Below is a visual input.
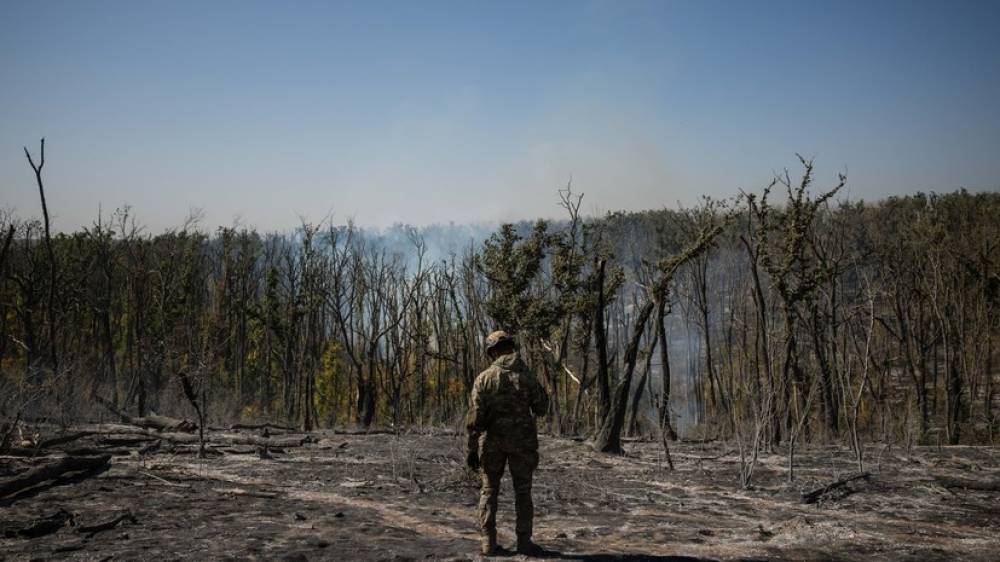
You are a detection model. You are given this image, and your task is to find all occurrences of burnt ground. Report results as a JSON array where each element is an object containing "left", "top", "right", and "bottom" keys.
[{"left": 2, "top": 431, "right": 999, "bottom": 562}]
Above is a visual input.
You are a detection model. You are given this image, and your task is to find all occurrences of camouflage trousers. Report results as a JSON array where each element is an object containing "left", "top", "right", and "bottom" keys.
[{"left": 478, "top": 447, "right": 539, "bottom": 544}]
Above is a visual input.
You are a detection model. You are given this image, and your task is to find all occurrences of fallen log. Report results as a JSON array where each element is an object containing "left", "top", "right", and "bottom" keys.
[
  {"left": 96, "top": 396, "right": 196, "bottom": 432},
  {"left": 130, "top": 429, "right": 198, "bottom": 444},
  {"left": 82, "top": 424, "right": 304, "bottom": 449},
  {"left": 63, "top": 447, "right": 135, "bottom": 457},
  {"left": 128, "top": 414, "right": 197, "bottom": 433},
  {"left": 2, "top": 431, "right": 99, "bottom": 455},
  {"left": 98, "top": 436, "right": 159, "bottom": 447},
  {"left": 334, "top": 428, "right": 401, "bottom": 436},
  {"left": 1, "top": 509, "right": 74, "bottom": 538},
  {"left": 166, "top": 445, "right": 223, "bottom": 457},
  {"left": 231, "top": 422, "right": 297, "bottom": 432},
  {"left": 83, "top": 425, "right": 200, "bottom": 444},
  {"left": 214, "top": 432, "right": 307, "bottom": 448},
  {"left": 0, "top": 455, "right": 111, "bottom": 499},
  {"left": 3, "top": 447, "right": 46, "bottom": 458},
  {"left": 5, "top": 431, "right": 105, "bottom": 456},
  {"left": 38, "top": 431, "right": 93, "bottom": 449},
  {"left": 802, "top": 472, "right": 871, "bottom": 504},
  {"left": 222, "top": 446, "right": 285, "bottom": 455}
]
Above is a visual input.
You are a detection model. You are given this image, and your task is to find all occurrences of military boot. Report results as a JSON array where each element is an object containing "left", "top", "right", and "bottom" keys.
[
  {"left": 516, "top": 534, "right": 543, "bottom": 557},
  {"left": 480, "top": 530, "right": 498, "bottom": 556}
]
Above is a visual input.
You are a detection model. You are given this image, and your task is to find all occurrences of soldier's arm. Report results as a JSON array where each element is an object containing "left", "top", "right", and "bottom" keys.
[{"left": 466, "top": 375, "right": 488, "bottom": 452}]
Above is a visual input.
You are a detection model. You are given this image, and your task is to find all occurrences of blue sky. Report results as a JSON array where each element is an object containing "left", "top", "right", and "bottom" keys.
[{"left": 2, "top": 0, "right": 998, "bottom": 231}]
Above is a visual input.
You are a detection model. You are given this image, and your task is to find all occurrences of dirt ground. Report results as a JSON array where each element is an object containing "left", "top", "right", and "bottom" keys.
[{"left": 2, "top": 430, "right": 999, "bottom": 561}]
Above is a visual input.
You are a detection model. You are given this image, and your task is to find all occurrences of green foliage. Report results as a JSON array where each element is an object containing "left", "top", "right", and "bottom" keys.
[{"left": 476, "top": 221, "right": 563, "bottom": 339}]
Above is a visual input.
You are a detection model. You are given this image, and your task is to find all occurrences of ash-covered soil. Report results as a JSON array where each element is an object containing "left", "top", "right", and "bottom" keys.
[{"left": 2, "top": 431, "right": 999, "bottom": 561}]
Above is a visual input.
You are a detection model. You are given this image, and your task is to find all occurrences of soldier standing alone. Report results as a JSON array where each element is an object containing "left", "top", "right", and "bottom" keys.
[{"left": 466, "top": 330, "right": 548, "bottom": 556}]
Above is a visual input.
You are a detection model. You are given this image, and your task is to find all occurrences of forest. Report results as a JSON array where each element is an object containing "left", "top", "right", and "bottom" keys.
[
  {"left": 3, "top": 148, "right": 999, "bottom": 451},
  {"left": 2, "top": 146, "right": 999, "bottom": 561}
]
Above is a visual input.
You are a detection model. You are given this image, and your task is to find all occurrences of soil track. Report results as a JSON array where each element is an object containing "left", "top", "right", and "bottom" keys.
[{"left": 2, "top": 432, "right": 999, "bottom": 561}]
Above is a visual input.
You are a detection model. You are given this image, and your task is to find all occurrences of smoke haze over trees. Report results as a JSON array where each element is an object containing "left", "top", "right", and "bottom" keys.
[{"left": 3, "top": 153, "right": 998, "bottom": 469}]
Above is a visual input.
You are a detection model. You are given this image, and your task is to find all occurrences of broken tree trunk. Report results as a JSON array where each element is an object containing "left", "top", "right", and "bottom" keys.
[{"left": 0, "top": 455, "right": 111, "bottom": 499}]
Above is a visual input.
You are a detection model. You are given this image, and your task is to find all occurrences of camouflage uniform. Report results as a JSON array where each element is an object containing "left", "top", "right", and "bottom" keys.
[{"left": 466, "top": 332, "right": 548, "bottom": 554}]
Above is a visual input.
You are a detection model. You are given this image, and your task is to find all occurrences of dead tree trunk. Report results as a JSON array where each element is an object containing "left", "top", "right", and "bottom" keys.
[
  {"left": 593, "top": 258, "right": 612, "bottom": 423},
  {"left": 24, "top": 139, "right": 58, "bottom": 376},
  {"left": 593, "top": 298, "right": 655, "bottom": 454}
]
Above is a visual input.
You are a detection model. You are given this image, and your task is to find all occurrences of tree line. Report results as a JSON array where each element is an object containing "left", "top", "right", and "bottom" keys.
[{"left": 2, "top": 146, "right": 998, "bottom": 461}]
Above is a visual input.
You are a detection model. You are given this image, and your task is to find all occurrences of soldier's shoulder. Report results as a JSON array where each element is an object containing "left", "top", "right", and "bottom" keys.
[{"left": 473, "top": 365, "right": 501, "bottom": 387}]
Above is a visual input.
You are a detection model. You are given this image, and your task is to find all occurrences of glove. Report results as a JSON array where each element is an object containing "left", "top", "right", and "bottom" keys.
[{"left": 466, "top": 449, "right": 480, "bottom": 471}]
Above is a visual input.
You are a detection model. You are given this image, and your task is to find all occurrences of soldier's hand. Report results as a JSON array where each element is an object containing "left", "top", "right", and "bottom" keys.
[{"left": 466, "top": 449, "right": 480, "bottom": 471}]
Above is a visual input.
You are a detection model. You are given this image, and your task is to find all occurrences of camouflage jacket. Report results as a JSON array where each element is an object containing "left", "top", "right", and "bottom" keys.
[{"left": 466, "top": 352, "right": 548, "bottom": 454}]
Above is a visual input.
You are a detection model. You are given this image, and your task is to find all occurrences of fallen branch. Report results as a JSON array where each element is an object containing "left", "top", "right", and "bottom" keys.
[
  {"left": 77, "top": 511, "right": 137, "bottom": 537},
  {"left": 802, "top": 472, "right": 871, "bottom": 504},
  {"left": 0, "top": 455, "right": 111, "bottom": 499}
]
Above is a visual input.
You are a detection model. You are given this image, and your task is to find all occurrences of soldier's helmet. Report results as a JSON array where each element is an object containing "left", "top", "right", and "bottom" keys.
[{"left": 484, "top": 330, "right": 515, "bottom": 354}]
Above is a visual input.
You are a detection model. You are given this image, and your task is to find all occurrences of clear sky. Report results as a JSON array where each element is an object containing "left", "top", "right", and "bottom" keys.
[{"left": 2, "top": 0, "right": 999, "bottom": 232}]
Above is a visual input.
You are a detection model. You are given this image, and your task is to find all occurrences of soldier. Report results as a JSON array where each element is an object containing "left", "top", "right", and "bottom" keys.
[{"left": 466, "top": 330, "right": 549, "bottom": 556}]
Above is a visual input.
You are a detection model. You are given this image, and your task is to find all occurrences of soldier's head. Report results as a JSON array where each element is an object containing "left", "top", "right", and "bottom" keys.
[{"left": 485, "top": 330, "right": 516, "bottom": 360}]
